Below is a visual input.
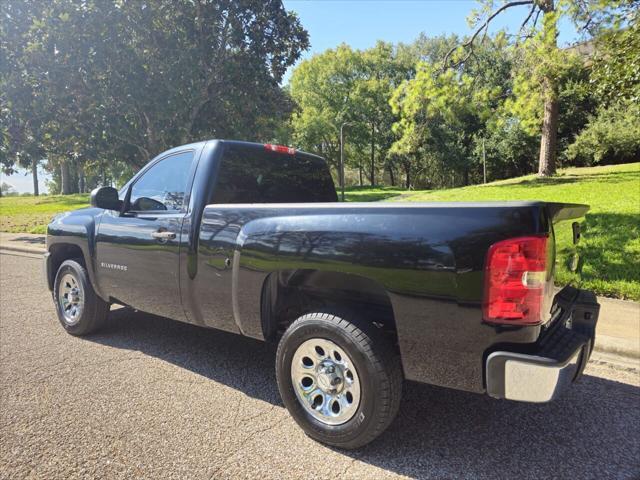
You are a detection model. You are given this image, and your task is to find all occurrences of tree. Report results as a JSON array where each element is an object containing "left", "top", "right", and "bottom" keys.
[
  {"left": 390, "top": 62, "right": 498, "bottom": 188},
  {"left": 566, "top": 11, "right": 640, "bottom": 166},
  {"left": 478, "top": 119, "right": 540, "bottom": 179},
  {"left": 0, "top": 181, "right": 16, "bottom": 196},
  {"left": 443, "top": 0, "right": 634, "bottom": 176},
  {"left": 1, "top": 0, "right": 309, "bottom": 193},
  {"left": 352, "top": 42, "right": 417, "bottom": 185},
  {"left": 0, "top": 0, "right": 49, "bottom": 195},
  {"left": 289, "top": 38, "right": 445, "bottom": 185},
  {"left": 91, "top": 0, "right": 308, "bottom": 162},
  {"left": 390, "top": 34, "right": 511, "bottom": 188},
  {"left": 289, "top": 45, "right": 362, "bottom": 177},
  {"left": 590, "top": 13, "right": 640, "bottom": 105}
]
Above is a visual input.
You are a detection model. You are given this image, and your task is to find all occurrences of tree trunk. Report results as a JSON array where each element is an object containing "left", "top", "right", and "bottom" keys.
[
  {"left": 358, "top": 162, "right": 363, "bottom": 186},
  {"left": 403, "top": 162, "right": 411, "bottom": 189},
  {"left": 60, "top": 161, "right": 72, "bottom": 195},
  {"left": 537, "top": 2, "right": 558, "bottom": 177},
  {"left": 538, "top": 84, "right": 558, "bottom": 176},
  {"left": 370, "top": 123, "right": 375, "bottom": 186},
  {"left": 31, "top": 158, "right": 39, "bottom": 196},
  {"left": 78, "top": 164, "right": 85, "bottom": 193},
  {"left": 388, "top": 164, "right": 395, "bottom": 186}
]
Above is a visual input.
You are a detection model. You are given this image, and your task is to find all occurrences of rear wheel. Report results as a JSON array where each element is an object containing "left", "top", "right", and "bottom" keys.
[
  {"left": 276, "top": 312, "right": 402, "bottom": 449},
  {"left": 53, "top": 259, "right": 109, "bottom": 336}
]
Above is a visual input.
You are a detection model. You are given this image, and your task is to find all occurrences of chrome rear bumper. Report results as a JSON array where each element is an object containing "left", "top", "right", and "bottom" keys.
[
  {"left": 485, "top": 287, "right": 599, "bottom": 403},
  {"left": 486, "top": 347, "right": 585, "bottom": 402}
]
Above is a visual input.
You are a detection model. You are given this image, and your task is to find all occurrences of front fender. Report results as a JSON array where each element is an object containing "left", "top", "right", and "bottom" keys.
[{"left": 46, "top": 209, "right": 105, "bottom": 299}]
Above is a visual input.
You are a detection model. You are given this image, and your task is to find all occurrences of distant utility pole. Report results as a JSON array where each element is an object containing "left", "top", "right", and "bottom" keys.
[{"left": 482, "top": 137, "right": 487, "bottom": 184}]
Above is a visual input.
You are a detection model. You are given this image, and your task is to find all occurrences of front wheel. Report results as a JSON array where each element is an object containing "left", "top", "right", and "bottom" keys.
[
  {"left": 53, "top": 259, "right": 109, "bottom": 336},
  {"left": 276, "top": 312, "right": 402, "bottom": 449}
]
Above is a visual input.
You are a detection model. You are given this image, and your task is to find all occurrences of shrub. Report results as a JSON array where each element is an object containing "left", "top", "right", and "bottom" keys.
[{"left": 566, "top": 100, "right": 640, "bottom": 165}]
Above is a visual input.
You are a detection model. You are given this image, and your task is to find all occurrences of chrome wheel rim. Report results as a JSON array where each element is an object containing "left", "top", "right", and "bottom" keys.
[
  {"left": 58, "top": 273, "right": 84, "bottom": 326},
  {"left": 291, "top": 338, "right": 361, "bottom": 425}
]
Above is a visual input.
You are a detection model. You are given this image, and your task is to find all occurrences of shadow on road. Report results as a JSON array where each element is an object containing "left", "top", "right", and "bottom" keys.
[
  {"left": 14, "top": 235, "right": 46, "bottom": 244},
  {"left": 90, "top": 308, "right": 640, "bottom": 478}
]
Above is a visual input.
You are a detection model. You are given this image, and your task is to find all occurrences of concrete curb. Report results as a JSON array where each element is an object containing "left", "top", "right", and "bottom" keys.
[
  {"left": 594, "top": 335, "right": 639, "bottom": 360},
  {"left": 0, "top": 245, "right": 45, "bottom": 255}
]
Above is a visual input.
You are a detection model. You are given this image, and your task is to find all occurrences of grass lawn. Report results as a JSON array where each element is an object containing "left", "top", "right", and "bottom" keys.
[
  {"left": 348, "top": 162, "right": 640, "bottom": 301},
  {"left": 1, "top": 163, "right": 638, "bottom": 300},
  {"left": 0, "top": 194, "right": 89, "bottom": 234},
  {"left": 342, "top": 186, "right": 407, "bottom": 202}
]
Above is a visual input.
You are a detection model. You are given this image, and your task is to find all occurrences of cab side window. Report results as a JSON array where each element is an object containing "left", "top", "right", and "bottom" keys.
[{"left": 129, "top": 151, "right": 194, "bottom": 212}]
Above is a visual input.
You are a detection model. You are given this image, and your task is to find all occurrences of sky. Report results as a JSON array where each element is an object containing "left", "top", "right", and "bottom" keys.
[
  {"left": 2, "top": 167, "right": 51, "bottom": 195},
  {"left": 4, "top": 0, "right": 582, "bottom": 194},
  {"left": 282, "top": 0, "right": 581, "bottom": 81}
]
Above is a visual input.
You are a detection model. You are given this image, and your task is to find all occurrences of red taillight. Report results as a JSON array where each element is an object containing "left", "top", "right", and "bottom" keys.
[
  {"left": 264, "top": 143, "right": 296, "bottom": 155},
  {"left": 483, "top": 236, "right": 548, "bottom": 325}
]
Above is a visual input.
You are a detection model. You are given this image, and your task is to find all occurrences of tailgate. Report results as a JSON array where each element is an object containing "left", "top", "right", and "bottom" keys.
[
  {"left": 545, "top": 202, "right": 590, "bottom": 224},
  {"left": 540, "top": 202, "right": 590, "bottom": 323}
]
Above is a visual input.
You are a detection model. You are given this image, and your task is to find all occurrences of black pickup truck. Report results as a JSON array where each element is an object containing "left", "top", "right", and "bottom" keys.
[{"left": 45, "top": 140, "right": 600, "bottom": 448}]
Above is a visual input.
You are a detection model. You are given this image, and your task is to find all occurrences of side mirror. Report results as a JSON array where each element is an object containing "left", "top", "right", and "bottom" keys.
[{"left": 90, "top": 186, "right": 123, "bottom": 211}]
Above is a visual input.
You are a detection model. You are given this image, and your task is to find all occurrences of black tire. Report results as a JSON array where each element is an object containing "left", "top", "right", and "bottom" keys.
[
  {"left": 53, "top": 259, "right": 110, "bottom": 336},
  {"left": 276, "top": 312, "right": 403, "bottom": 449}
]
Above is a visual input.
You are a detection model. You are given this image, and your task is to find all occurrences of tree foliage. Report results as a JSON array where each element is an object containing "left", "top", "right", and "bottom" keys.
[
  {"left": 1, "top": 0, "right": 308, "bottom": 193},
  {"left": 289, "top": 44, "right": 361, "bottom": 172},
  {"left": 390, "top": 35, "right": 512, "bottom": 187},
  {"left": 567, "top": 99, "right": 640, "bottom": 165},
  {"left": 289, "top": 41, "right": 416, "bottom": 184},
  {"left": 590, "top": 12, "right": 640, "bottom": 105},
  {"left": 567, "top": 11, "right": 640, "bottom": 166},
  {"left": 390, "top": 64, "right": 496, "bottom": 187},
  {"left": 289, "top": 11, "right": 636, "bottom": 189},
  {"left": 442, "top": 0, "right": 636, "bottom": 177}
]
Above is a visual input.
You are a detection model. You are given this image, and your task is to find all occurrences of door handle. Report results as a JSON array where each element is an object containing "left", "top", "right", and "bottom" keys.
[{"left": 151, "top": 230, "right": 176, "bottom": 240}]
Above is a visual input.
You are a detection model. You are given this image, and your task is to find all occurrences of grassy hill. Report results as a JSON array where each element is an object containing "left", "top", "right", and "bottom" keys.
[
  {"left": 1, "top": 162, "right": 638, "bottom": 299},
  {"left": 0, "top": 194, "right": 89, "bottom": 234}
]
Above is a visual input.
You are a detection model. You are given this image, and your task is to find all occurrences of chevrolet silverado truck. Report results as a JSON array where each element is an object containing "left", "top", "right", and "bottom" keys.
[{"left": 45, "top": 140, "right": 600, "bottom": 449}]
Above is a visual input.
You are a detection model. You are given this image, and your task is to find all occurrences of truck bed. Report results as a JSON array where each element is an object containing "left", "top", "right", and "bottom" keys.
[{"left": 179, "top": 200, "right": 584, "bottom": 392}]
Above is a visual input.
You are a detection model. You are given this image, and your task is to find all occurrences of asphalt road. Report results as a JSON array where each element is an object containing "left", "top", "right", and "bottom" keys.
[{"left": 1, "top": 253, "right": 639, "bottom": 480}]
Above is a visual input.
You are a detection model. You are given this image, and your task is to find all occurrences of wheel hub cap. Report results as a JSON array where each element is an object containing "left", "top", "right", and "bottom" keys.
[
  {"left": 291, "top": 338, "right": 361, "bottom": 425},
  {"left": 58, "top": 273, "right": 84, "bottom": 326},
  {"left": 316, "top": 362, "right": 343, "bottom": 392}
]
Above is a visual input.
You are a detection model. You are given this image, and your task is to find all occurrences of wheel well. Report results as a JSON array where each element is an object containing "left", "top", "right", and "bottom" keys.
[
  {"left": 47, "top": 243, "right": 85, "bottom": 289},
  {"left": 261, "top": 269, "right": 398, "bottom": 345}
]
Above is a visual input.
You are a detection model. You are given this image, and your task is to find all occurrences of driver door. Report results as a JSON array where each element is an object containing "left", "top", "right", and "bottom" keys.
[{"left": 96, "top": 149, "right": 197, "bottom": 321}]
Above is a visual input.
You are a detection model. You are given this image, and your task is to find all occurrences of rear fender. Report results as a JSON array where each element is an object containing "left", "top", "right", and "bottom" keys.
[{"left": 230, "top": 219, "right": 402, "bottom": 340}]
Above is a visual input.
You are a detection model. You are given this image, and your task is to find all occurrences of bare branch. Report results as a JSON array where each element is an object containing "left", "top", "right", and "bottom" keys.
[
  {"left": 519, "top": 3, "right": 537, "bottom": 34},
  {"left": 531, "top": 8, "right": 542, "bottom": 32},
  {"left": 581, "top": 15, "right": 595, "bottom": 34},
  {"left": 515, "top": 3, "right": 540, "bottom": 46},
  {"left": 478, "top": 20, "right": 490, "bottom": 47},
  {"left": 442, "top": 0, "right": 534, "bottom": 70}
]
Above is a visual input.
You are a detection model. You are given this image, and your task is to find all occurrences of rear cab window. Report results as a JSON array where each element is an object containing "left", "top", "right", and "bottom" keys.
[{"left": 211, "top": 144, "right": 337, "bottom": 204}]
